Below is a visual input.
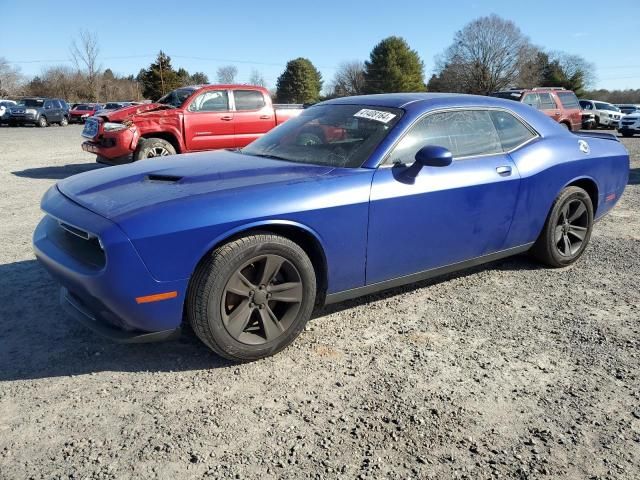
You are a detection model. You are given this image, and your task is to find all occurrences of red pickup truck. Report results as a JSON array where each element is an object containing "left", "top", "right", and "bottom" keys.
[{"left": 81, "top": 85, "right": 302, "bottom": 164}]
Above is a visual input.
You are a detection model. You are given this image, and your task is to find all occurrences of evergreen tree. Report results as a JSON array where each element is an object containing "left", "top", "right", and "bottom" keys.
[
  {"left": 363, "top": 37, "right": 425, "bottom": 93},
  {"left": 137, "top": 51, "right": 181, "bottom": 100},
  {"left": 276, "top": 58, "right": 322, "bottom": 103}
]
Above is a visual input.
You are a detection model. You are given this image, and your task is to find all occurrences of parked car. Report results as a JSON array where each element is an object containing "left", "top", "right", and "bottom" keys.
[
  {"left": 0, "top": 100, "right": 17, "bottom": 124},
  {"left": 616, "top": 104, "right": 640, "bottom": 115},
  {"left": 69, "top": 103, "right": 102, "bottom": 124},
  {"left": 8, "top": 98, "right": 69, "bottom": 127},
  {"left": 94, "top": 102, "right": 134, "bottom": 116},
  {"left": 490, "top": 87, "right": 582, "bottom": 131},
  {"left": 80, "top": 85, "right": 303, "bottom": 164},
  {"left": 34, "top": 93, "right": 629, "bottom": 360},
  {"left": 579, "top": 100, "right": 623, "bottom": 129},
  {"left": 618, "top": 112, "right": 640, "bottom": 137}
]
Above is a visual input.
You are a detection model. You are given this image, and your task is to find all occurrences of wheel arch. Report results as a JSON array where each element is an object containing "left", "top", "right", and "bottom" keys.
[
  {"left": 140, "top": 131, "right": 182, "bottom": 153},
  {"left": 563, "top": 176, "right": 599, "bottom": 214},
  {"left": 190, "top": 220, "right": 329, "bottom": 306}
]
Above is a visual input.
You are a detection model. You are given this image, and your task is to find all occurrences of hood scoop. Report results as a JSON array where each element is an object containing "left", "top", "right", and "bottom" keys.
[{"left": 145, "top": 173, "right": 183, "bottom": 183}]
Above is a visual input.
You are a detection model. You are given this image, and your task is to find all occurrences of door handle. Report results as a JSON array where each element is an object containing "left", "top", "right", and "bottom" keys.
[
  {"left": 496, "top": 166, "right": 512, "bottom": 176},
  {"left": 220, "top": 115, "right": 233, "bottom": 121},
  {"left": 259, "top": 115, "right": 272, "bottom": 119}
]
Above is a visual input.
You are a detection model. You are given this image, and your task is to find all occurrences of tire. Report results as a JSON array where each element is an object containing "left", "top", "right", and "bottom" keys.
[
  {"left": 187, "top": 234, "right": 317, "bottom": 361},
  {"left": 59, "top": 116, "right": 68, "bottom": 127},
  {"left": 531, "top": 186, "right": 594, "bottom": 268},
  {"left": 133, "top": 138, "right": 176, "bottom": 161},
  {"left": 621, "top": 132, "right": 634, "bottom": 138},
  {"left": 37, "top": 116, "right": 48, "bottom": 128},
  {"left": 559, "top": 122, "right": 570, "bottom": 130}
]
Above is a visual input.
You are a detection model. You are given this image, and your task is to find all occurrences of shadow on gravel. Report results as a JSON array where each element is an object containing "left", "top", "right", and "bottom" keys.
[
  {"left": 316, "top": 254, "right": 541, "bottom": 318},
  {"left": 629, "top": 167, "right": 640, "bottom": 185},
  {"left": 12, "top": 163, "right": 104, "bottom": 180},
  {"left": 0, "top": 260, "right": 232, "bottom": 382}
]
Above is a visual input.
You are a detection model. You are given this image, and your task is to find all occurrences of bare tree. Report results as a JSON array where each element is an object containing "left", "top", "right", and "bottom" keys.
[
  {"left": 547, "top": 51, "right": 596, "bottom": 90},
  {"left": 0, "top": 57, "right": 24, "bottom": 96},
  {"left": 70, "top": 30, "right": 101, "bottom": 100},
  {"left": 435, "top": 15, "right": 534, "bottom": 94},
  {"left": 330, "top": 61, "right": 366, "bottom": 97},
  {"left": 216, "top": 65, "right": 238, "bottom": 84},
  {"left": 248, "top": 69, "right": 267, "bottom": 87}
]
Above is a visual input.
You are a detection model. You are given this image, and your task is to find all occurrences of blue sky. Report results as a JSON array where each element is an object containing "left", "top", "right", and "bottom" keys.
[{"left": 1, "top": 0, "right": 639, "bottom": 91}]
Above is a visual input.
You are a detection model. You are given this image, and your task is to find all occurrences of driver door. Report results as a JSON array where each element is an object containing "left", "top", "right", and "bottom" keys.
[
  {"left": 183, "top": 89, "right": 235, "bottom": 151},
  {"left": 366, "top": 109, "right": 524, "bottom": 284}
]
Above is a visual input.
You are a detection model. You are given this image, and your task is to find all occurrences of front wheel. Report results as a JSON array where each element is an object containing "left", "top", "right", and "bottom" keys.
[
  {"left": 531, "top": 186, "right": 594, "bottom": 268},
  {"left": 187, "top": 234, "right": 317, "bottom": 361},
  {"left": 133, "top": 138, "right": 176, "bottom": 161},
  {"left": 621, "top": 131, "right": 634, "bottom": 138},
  {"left": 37, "top": 116, "right": 48, "bottom": 128}
]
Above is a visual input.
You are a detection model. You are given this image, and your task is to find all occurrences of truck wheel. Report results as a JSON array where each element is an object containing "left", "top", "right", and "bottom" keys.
[
  {"left": 133, "top": 138, "right": 176, "bottom": 161},
  {"left": 38, "top": 116, "right": 48, "bottom": 128}
]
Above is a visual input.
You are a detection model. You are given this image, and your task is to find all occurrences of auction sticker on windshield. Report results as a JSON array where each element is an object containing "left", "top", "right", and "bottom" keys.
[{"left": 354, "top": 109, "right": 396, "bottom": 123}]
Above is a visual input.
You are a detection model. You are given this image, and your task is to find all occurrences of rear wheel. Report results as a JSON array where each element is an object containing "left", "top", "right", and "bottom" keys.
[
  {"left": 133, "top": 138, "right": 176, "bottom": 161},
  {"left": 59, "top": 116, "right": 68, "bottom": 127},
  {"left": 559, "top": 122, "right": 570, "bottom": 130},
  {"left": 37, "top": 116, "right": 48, "bottom": 128},
  {"left": 621, "top": 131, "right": 633, "bottom": 138},
  {"left": 188, "top": 234, "right": 316, "bottom": 361},
  {"left": 531, "top": 186, "right": 593, "bottom": 268}
]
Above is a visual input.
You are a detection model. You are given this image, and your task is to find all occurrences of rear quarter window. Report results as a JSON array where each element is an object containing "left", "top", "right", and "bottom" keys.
[
  {"left": 489, "top": 110, "right": 536, "bottom": 151},
  {"left": 557, "top": 92, "right": 580, "bottom": 109}
]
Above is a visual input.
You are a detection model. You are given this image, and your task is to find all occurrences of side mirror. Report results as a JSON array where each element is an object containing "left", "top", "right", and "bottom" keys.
[
  {"left": 415, "top": 145, "right": 453, "bottom": 168},
  {"left": 402, "top": 145, "right": 453, "bottom": 180}
]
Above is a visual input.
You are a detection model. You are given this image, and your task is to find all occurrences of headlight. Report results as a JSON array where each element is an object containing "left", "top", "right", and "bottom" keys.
[
  {"left": 103, "top": 122, "right": 127, "bottom": 132},
  {"left": 81, "top": 113, "right": 89, "bottom": 118},
  {"left": 26, "top": 108, "right": 37, "bottom": 114}
]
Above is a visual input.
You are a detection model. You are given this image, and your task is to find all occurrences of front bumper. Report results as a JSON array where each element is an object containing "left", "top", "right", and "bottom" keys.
[
  {"left": 9, "top": 113, "right": 37, "bottom": 123},
  {"left": 33, "top": 185, "right": 188, "bottom": 342},
  {"left": 618, "top": 120, "right": 640, "bottom": 133},
  {"left": 82, "top": 126, "right": 137, "bottom": 161}
]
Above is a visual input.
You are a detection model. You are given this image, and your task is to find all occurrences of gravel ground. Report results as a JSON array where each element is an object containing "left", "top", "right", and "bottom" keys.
[{"left": 0, "top": 124, "right": 638, "bottom": 480}]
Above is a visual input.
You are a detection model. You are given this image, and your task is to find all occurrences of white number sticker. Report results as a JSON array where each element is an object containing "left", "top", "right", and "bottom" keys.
[{"left": 353, "top": 108, "right": 396, "bottom": 124}]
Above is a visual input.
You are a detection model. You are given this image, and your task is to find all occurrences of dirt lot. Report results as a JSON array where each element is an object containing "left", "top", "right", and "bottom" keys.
[{"left": 0, "top": 124, "right": 638, "bottom": 480}]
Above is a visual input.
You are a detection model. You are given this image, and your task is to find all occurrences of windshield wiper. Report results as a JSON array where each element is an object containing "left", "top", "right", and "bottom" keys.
[{"left": 245, "top": 152, "right": 290, "bottom": 161}]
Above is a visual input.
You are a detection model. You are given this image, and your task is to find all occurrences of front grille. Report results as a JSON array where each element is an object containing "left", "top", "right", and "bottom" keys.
[{"left": 44, "top": 216, "right": 105, "bottom": 269}]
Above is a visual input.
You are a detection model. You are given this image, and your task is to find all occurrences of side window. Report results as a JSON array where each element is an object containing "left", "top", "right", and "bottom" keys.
[
  {"left": 522, "top": 93, "right": 540, "bottom": 109},
  {"left": 538, "top": 93, "right": 557, "bottom": 110},
  {"left": 188, "top": 90, "right": 229, "bottom": 112},
  {"left": 52, "top": 100, "right": 62, "bottom": 109},
  {"left": 557, "top": 92, "right": 579, "bottom": 109},
  {"left": 388, "top": 110, "right": 502, "bottom": 164},
  {"left": 234, "top": 90, "right": 266, "bottom": 111},
  {"left": 489, "top": 110, "right": 536, "bottom": 151},
  {"left": 580, "top": 101, "right": 593, "bottom": 110},
  {"left": 44, "top": 100, "right": 53, "bottom": 109}
]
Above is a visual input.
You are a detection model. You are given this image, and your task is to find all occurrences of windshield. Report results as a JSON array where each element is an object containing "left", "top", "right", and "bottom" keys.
[
  {"left": 241, "top": 104, "right": 403, "bottom": 168},
  {"left": 157, "top": 88, "right": 196, "bottom": 107},
  {"left": 104, "top": 103, "right": 122, "bottom": 109},
  {"left": 74, "top": 104, "right": 94, "bottom": 111},
  {"left": 595, "top": 102, "right": 619, "bottom": 111},
  {"left": 18, "top": 99, "right": 45, "bottom": 107}
]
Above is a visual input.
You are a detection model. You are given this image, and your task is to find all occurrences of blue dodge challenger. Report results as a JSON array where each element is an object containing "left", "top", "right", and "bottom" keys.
[{"left": 33, "top": 93, "right": 629, "bottom": 360}]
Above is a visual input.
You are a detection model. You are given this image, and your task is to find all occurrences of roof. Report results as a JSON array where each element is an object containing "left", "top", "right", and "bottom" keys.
[{"left": 318, "top": 92, "right": 521, "bottom": 110}]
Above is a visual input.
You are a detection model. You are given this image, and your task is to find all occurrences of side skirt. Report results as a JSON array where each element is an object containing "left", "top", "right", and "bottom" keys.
[{"left": 324, "top": 243, "right": 534, "bottom": 305}]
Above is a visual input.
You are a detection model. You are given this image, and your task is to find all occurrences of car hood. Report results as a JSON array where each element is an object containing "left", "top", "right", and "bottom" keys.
[
  {"left": 100, "top": 103, "right": 168, "bottom": 121},
  {"left": 57, "top": 150, "right": 335, "bottom": 220}
]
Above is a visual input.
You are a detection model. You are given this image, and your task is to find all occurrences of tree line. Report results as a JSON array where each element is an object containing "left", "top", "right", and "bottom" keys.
[{"left": 1, "top": 17, "right": 638, "bottom": 104}]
